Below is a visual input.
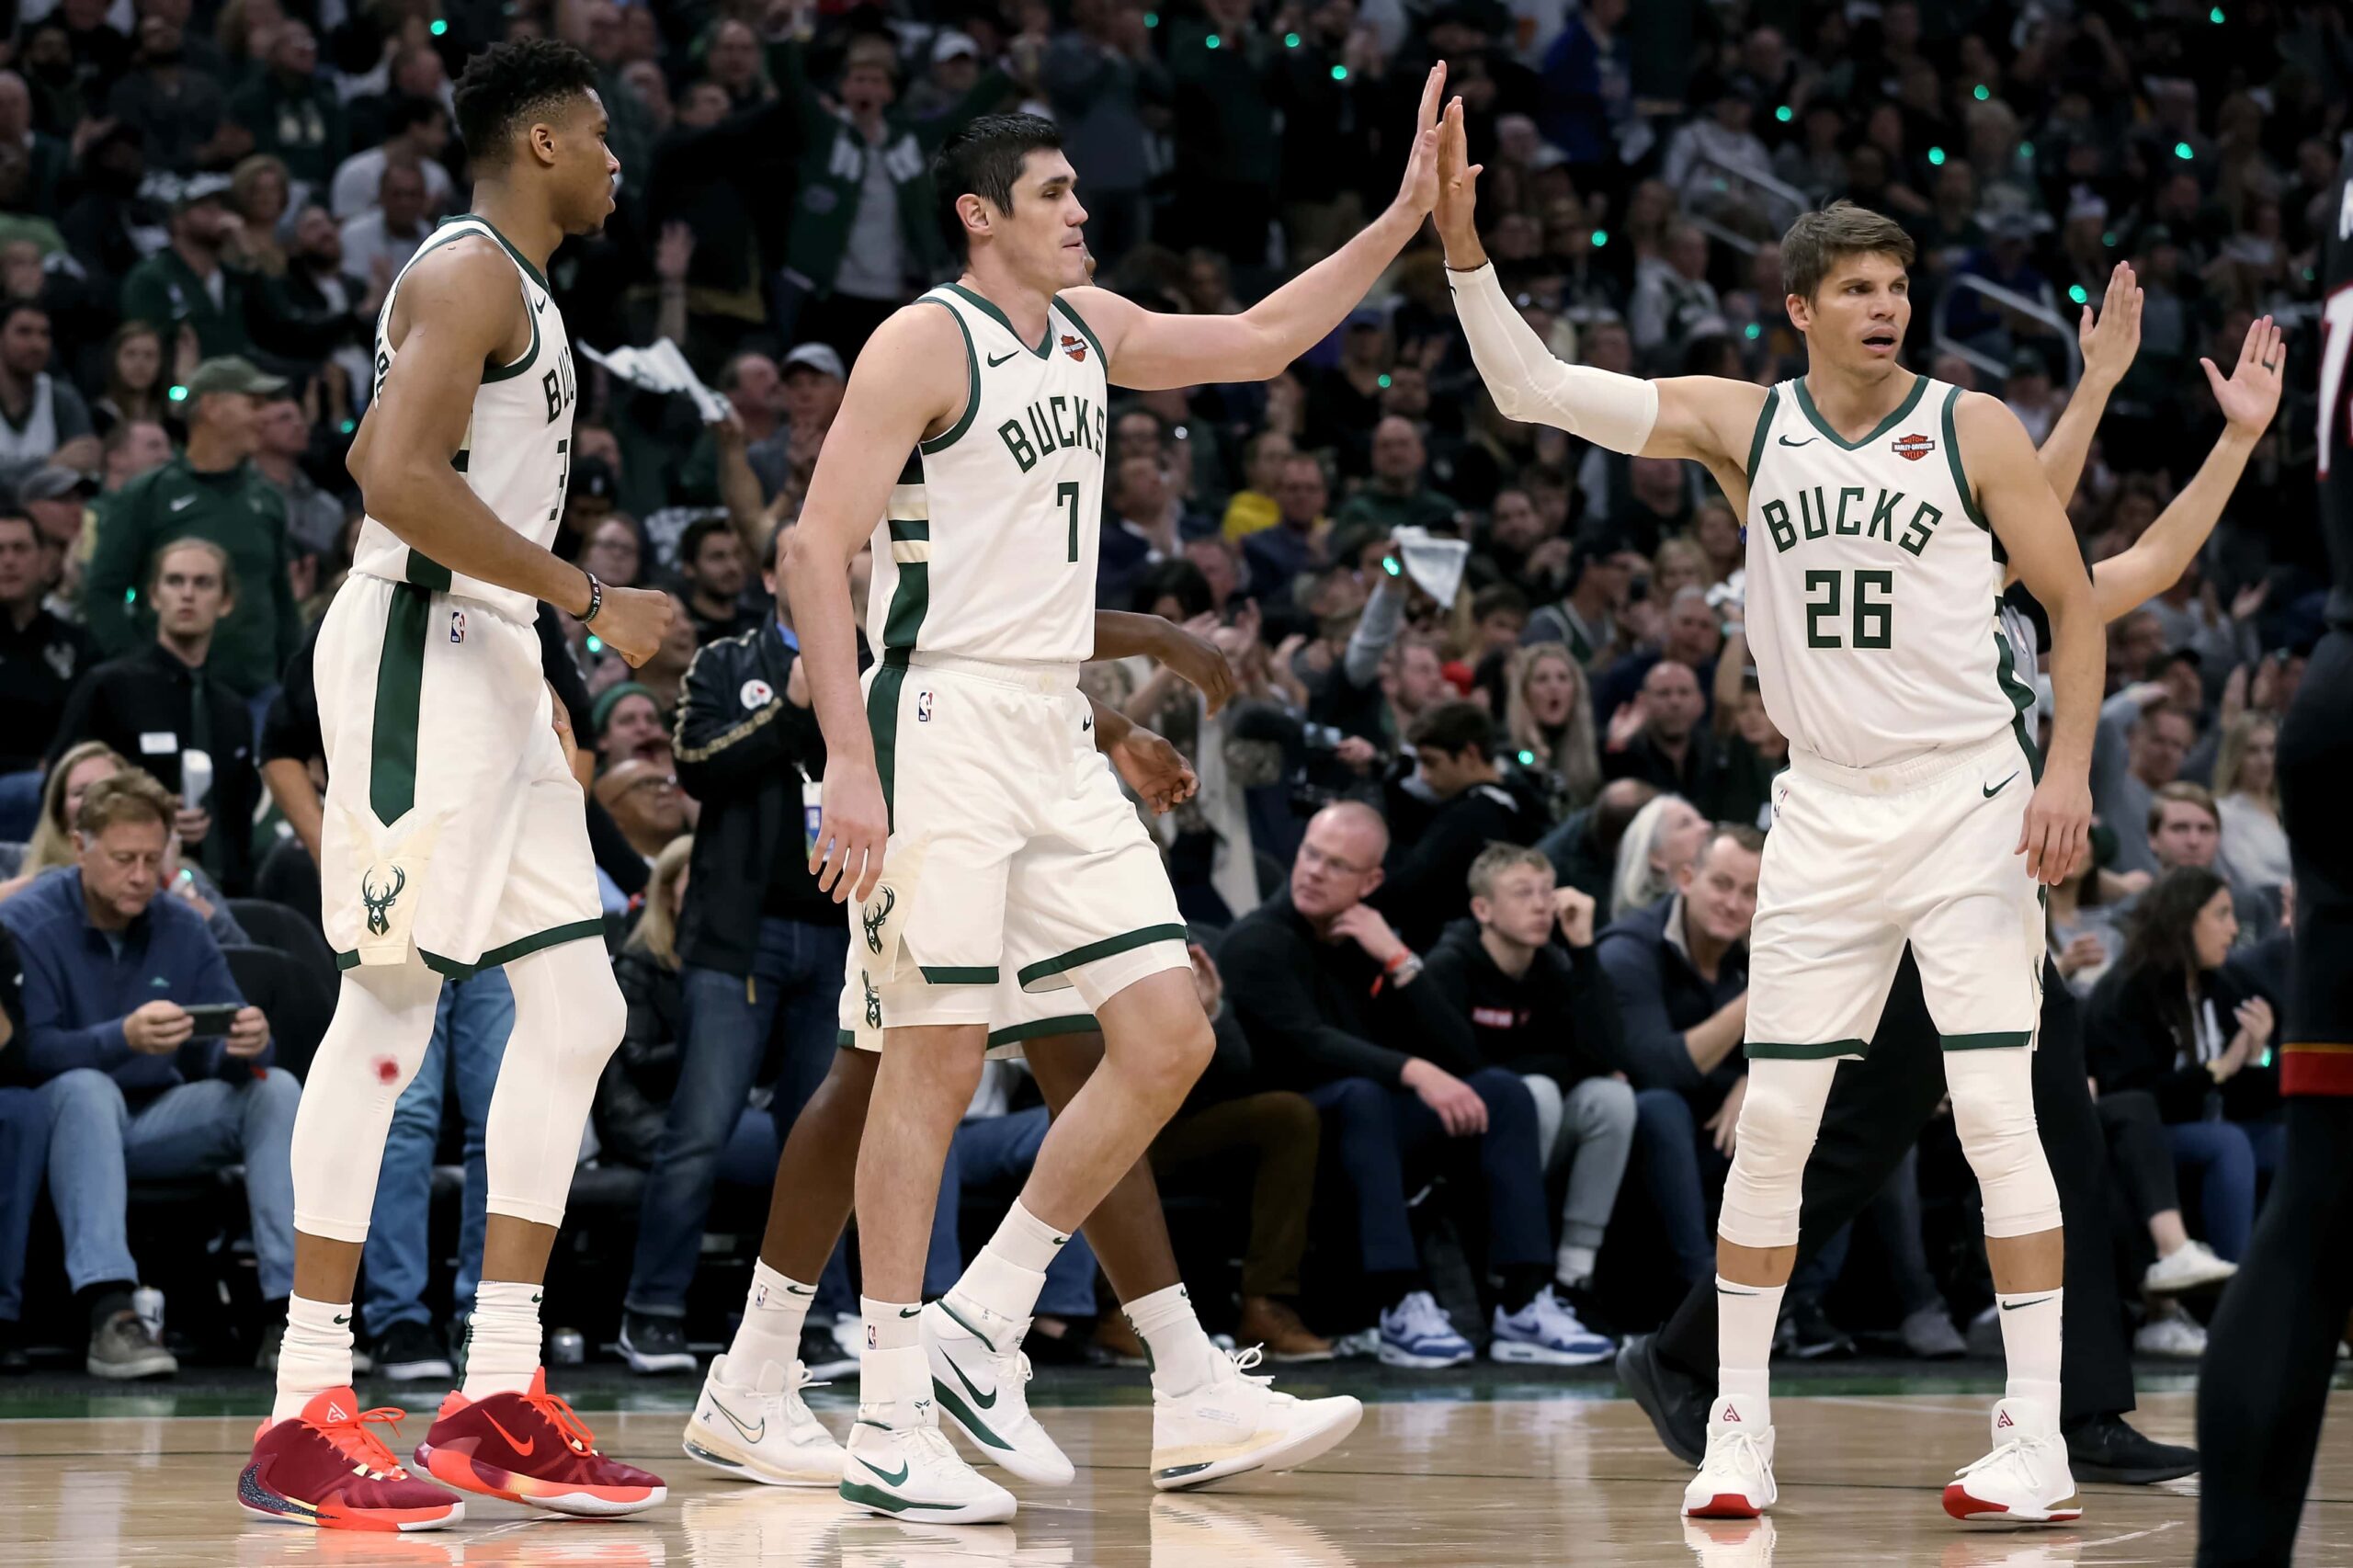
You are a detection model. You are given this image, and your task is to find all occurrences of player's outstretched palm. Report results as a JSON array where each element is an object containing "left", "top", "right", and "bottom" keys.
[
  {"left": 1393, "top": 62, "right": 1448, "bottom": 218},
  {"left": 1435, "top": 97, "right": 1483, "bottom": 253},
  {"left": 2207, "top": 313, "right": 2286, "bottom": 437},
  {"left": 594, "top": 584, "right": 674, "bottom": 667},
  {"left": 2017, "top": 771, "right": 2091, "bottom": 886},
  {"left": 2075, "top": 261, "right": 2142, "bottom": 388}
]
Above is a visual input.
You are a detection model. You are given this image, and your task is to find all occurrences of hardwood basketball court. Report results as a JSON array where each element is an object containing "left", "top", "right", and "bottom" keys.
[{"left": 5, "top": 1377, "right": 2347, "bottom": 1564}]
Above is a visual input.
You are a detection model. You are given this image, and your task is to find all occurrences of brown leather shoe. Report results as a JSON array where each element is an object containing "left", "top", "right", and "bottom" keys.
[
  {"left": 1239, "top": 1296, "right": 1336, "bottom": 1363},
  {"left": 1093, "top": 1312, "right": 1148, "bottom": 1367}
]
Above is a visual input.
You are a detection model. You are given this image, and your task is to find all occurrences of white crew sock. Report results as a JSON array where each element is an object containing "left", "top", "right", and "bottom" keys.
[
  {"left": 272, "top": 1294, "right": 356, "bottom": 1424},
  {"left": 724, "top": 1260, "right": 816, "bottom": 1381},
  {"left": 1715, "top": 1275, "right": 1784, "bottom": 1428},
  {"left": 1124, "top": 1283, "right": 1221, "bottom": 1395},
  {"left": 945, "top": 1201, "right": 1062, "bottom": 1335},
  {"left": 1995, "top": 1287, "right": 2063, "bottom": 1431},
  {"left": 461, "top": 1280, "right": 542, "bottom": 1400}
]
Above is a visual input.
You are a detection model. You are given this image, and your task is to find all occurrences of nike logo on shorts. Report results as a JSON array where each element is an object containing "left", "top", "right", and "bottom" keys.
[{"left": 1984, "top": 772, "right": 2018, "bottom": 798}]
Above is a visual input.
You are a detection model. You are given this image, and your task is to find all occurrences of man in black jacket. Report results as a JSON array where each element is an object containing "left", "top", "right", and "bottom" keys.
[
  {"left": 1426, "top": 843, "right": 1628, "bottom": 1333},
  {"left": 616, "top": 523, "right": 846, "bottom": 1374},
  {"left": 1223, "top": 801, "right": 1587, "bottom": 1369},
  {"left": 1374, "top": 699, "right": 1550, "bottom": 951},
  {"left": 49, "top": 537, "right": 256, "bottom": 893}
]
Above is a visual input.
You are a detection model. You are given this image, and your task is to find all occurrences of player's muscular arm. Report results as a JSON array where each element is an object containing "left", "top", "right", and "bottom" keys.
[
  {"left": 1063, "top": 65, "right": 1449, "bottom": 391},
  {"left": 2035, "top": 261, "right": 2142, "bottom": 513},
  {"left": 787, "top": 303, "right": 965, "bottom": 902},
  {"left": 1961, "top": 393, "right": 2100, "bottom": 884},
  {"left": 350, "top": 242, "right": 669, "bottom": 662},
  {"left": 1092, "top": 609, "right": 1235, "bottom": 711}
]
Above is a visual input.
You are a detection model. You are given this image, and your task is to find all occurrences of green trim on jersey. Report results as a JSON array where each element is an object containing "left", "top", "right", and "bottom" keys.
[
  {"left": 919, "top": 297, "right": 981, "bottom": 454},
  {"left": 1055, "top": 294, "right": 1108, "bottom": 367},
  {"left": 480, "top": 291, "right": 540, "bottom": 384},
  {"left": 1016, "top": 923, "right": 1188, "bottom": 989},
  {"left": 453, "top": 213, "right": 551, "bottom": 293},
  {"left": 1744, "top": 385, "right": 1780, "bottom": 483},
  {"left": 400, "top": 222, "right": 541, "bottom": 383},
  {"left": 1745, "top": 1039, "right": 1867, "bottom": 1060},
  {"left": 945, "top": 281, "right": 1051, "bottom": 358},
  {"left": 1943, "top": 1030, "right": 2032, "bottom": 1051},
  {"left": 1791, "top": 372, "right": 1927, "bottom": 450},
  {"left": 987, "top": 1013, "right": 1097, "bottom": 1047},
  {"left": 868, "top": 659, "right": 908, "bottom": 831},
  {"left": 368, "top": 583, "right": 431, "bottom": 824},
  {"left": 881, "top": 561, "right": 929, "bottom": 649},
  {"left": 888, "top": 517, "right": 930, "bottom": 543},
  {"left": 1941, "top": 385, "right": 1992, "bottom": 533},
  {"left": 1992, "top": 611, "right": 2042, "bottom": 782}
]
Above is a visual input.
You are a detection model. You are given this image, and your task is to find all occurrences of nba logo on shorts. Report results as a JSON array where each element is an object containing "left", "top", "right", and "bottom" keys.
[
  {"left": 449, "top": 610, "right": 466, "bottom": 643},
  {"left": 917, "top": 689, "right": 934, "bottom": 722}
]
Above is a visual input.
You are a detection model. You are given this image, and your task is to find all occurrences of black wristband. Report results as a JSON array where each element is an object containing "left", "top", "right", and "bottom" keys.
[{"left": 581, "top": 569, "right": 604, "bottom": 624}]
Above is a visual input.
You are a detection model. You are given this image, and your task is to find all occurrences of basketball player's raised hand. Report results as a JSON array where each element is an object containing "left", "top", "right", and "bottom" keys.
[
  {"left": 2207, "top": 313, "right": 2286, "bottom": 437},
  {"left": 2018, "top": 768, "right": 2091, "bottom": 886},
  {"left": 2075, "top": 261, "right": 2142, "bottom": 390},
  {"left": 1393, "top": 63, "right": 1449, "bottom": 219},
  {"left": 590, "top": 582, "right": 673, "bottom": 667},
  {"left": 1435, "top": 96, "right": 1483, "bottom": 257}
]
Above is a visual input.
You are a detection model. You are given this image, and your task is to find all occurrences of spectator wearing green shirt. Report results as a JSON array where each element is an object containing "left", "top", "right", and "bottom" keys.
[
  {"left": 119, "top": 177, "right": 254, "bottom": 361},
  {"left": 1335, "top": 417, "right": 1462, "bottom": 539},
  {"left": 226, "top": 21, "right": 347, "bottom": 188},
  {"left": 84, "top": 358, "right": 296, "bottom": 700}
]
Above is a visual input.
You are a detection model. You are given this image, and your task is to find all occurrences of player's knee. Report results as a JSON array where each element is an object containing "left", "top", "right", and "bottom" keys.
[
  {"left": 1131, "top": 1009, "right": 1213, "bottom": 1108},
  {"left": 1717, "top": 1059, "right": 1836, "bottom": 1248},
  {"left": 1946, "top": 1048, "right": 2061, "bottom": 1238}
]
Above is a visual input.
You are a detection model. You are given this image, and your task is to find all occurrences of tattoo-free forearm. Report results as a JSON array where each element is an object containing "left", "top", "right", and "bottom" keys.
[
  {"left": 782, "top": 530, "right": 875, "bottom": 772},
  {"left": 1233, "top": 204, "right": 1423, "bottom": 379},
  {"left": 366, "top": 461, "right": 592, "bottom": 616},
  {"left": 2036, "top": 376, "right": 2116, "bottom": 511},
  {"left": 2091, "top": 428, "right": 2257, "bottom": 619}
]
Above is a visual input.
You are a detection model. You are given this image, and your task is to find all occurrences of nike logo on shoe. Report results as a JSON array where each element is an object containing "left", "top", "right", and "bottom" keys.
[
  {"left": 706, "top": 1395, "right": 766, "bottom": 1444},
  {"left": 940, "top": 1350, "right": 998, "bottom": 1410},
  {"left": 862, "top": 1456, "right": 911, "bottom": 1486},
  {"left": 1778, "top": 435, "right": 1815, "bottom": 447},
  {"left": 483, "top": 1413, "right": 536, "bottom": 1456},
  {"left": 1984, "top": 772, "right": 2019, "bottom": 798}
]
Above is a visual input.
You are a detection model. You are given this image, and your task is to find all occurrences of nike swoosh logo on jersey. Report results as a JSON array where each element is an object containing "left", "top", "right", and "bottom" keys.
[
  {"left": 1777, "top": 435, "right": 1815, "bottom": 447},
  {"left": 862, "top": 1456, "right": 911, "bottom": 1486},
  {"left": 938, "top": 1348, "right": 998, "bottom": 1409},
  {"left": 705, "top": 1394, "right": 766, "bottom": 1444},
  {"left": 986, "top": 349, "right": 1019, "bottom": 367},
  {"left": 483, "top": 1413, "right": 535, "bottom": 1456},
  {"left": 1984, "top": 772, "right": 2019, "bottom": 798}
]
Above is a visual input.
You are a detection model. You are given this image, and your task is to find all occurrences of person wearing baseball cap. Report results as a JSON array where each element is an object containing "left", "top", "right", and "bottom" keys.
[
  {"left": 119, "top": 174, "right": 256, "bottom": 359},
  {"left": 83, "top": 356, "right": 300, "bottom": 699}
]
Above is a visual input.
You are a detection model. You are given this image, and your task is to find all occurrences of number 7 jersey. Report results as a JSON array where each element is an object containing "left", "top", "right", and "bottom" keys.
[
  {"left": 1741, "top": 373, "right": 2035, "bottom": 772},
  {"left": 864, "top": 283, "right": 1111, "bottom": 665}
]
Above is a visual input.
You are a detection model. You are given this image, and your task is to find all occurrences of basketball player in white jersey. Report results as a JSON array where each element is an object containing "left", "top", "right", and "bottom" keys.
[
  {"left": 1435, "top": 124, "right": 2103, "bottom": 1522},
  {"left": 238, "top": 41, "right": 673, "bottom": 1531},
  {"left": 787, "top": 74, "right": 1451, "bottom": 1523}
]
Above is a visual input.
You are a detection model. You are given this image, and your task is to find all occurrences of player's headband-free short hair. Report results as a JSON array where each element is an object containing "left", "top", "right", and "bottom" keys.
[
  {"left": 453, "top": 39, "right": 600, "bottom": 167},
  {"left": 1780, "top": 200, "right": 1915, "bottom": 301},
  {"left": 932, "top": 113, "right": 1064, "bottom": 261}
]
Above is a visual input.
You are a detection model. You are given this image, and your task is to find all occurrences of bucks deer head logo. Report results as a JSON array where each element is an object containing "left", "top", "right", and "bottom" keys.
[
  {"left": 861, "top": 886, "right": 895, "bottom": 954},
  {"left": 862, "top": 970, "right": 881, "bottom": 1029},
  {"left": 360, "top": 866, "right": 406, "bottom": 936}
]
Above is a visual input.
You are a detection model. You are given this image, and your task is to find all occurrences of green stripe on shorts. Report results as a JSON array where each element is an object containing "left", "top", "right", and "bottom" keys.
[
  {"left": 1016, "top": 923, "right": 1188, "bottom": 989},
  {"left": 987, "top": 1014, "right": 1098, "bottom": 1047},
  {"left": 1745, "top": 1039, "right": 1868, "bottom": 1060},
  {"left": 369, "top": 583, "right": 431, "bottom": 824},
  {"left": 1943, "top": 1030, "right": 2032, "bottom": 1051}
]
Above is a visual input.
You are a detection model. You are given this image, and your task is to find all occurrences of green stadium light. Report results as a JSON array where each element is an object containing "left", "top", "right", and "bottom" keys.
[
  {"left": 124, "top": 588, "right": 136, "bottom": 606},
  {"left": 1590, "top": 229, "right": 1608, "bottom": 246},
  {"left": 2018, "top": 141, "right": 2034, "bottom": 159},
  {"left": 1285, "top": 31, "right": 1301, "bottom": 47},
  {"left": 1775, "top": 105, "right": 1792, "bottom": 123},
  {"left": 429, "top": 18, "right": 447, "bottom": 35},
  {"left": 339, "top": 419, "right": 356, "bottom": 435},
  {"left": 2102, "top": 231, "right": 2117, "bottom": 247},
  {"left": 2068, "top": 284, "right": 2089, "bottom": 305},
  {"left": 167, "top": 385, "right": 188, "bottom": 402},
  {"left": 1381, "top": 555, "right": 1402, "bottom": 577},
  {"left": 1377, "top": 374, "right": 1392, "bottom": 389},
  {"left": 1331, "top": 64, "right": 1348, "bottom": 80},
  {"left": 1927, "top": 146, "right": 1946, "bottom": 166},
  {"left": 1973, "top": 85, "right": 1990, "bottom": 101},
  {"left": 1744, "top": 322, "right": 1761, "bottom": 340},
  {"left": 2211, "top": 6, "right": 2225, "bottom": 21},
  {"left": 585, "top": 635, "right": 603, "bottom": 654},
  {"left": 1516, "top": 749, "right": 1537, "bottom": 767},
  {"left": 1144, "top": 11, "right": 1157, "bottom": 26},
  {"left": 2175, "top": 142, "right": 2194, "bottom": 160},
  {"left": 1205, "top": 32, "right": 1220, "bottom": 48}
]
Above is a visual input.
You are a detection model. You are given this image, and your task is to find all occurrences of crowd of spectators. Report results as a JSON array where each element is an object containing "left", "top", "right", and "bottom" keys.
[{"left": 0, "top": 0, "right": 2326, "bottom": 1383}]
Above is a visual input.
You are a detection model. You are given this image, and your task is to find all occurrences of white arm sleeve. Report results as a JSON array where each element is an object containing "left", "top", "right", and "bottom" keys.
[{"left": 1446, "top": 262, "right": 1659, "bottom": 454}]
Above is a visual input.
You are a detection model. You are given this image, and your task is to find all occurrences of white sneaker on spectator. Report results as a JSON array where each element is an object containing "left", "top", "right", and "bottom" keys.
[
  {"left": 2142, "top": 1240, "right": 2236, "bottom": 1296},
  {"left": 683, "top": 1353, "right": 843, "bottom": 1485},
  {"left": 1488, "top": 1286, "right": 1614, "bottom": 1366},
  {"left": 1376, "top": 1291, "right": 1474, "bottom": 1369},
  {"left": 2133, "top": 1301, "right": 2208, "bottom": 1359}
]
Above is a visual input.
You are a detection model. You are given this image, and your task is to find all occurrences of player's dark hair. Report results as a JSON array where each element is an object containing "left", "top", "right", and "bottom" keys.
[
  {"left": 454, "top": 39, "right": 600, "bottom": 167},
  {"left": 1781, "top": 199, "right": 1915, "bottom": 301},
  {"left": 1407, "top": 700, "right": 1497, "bottom": 761},
  {"left": 933, "top": 113, "right": 1063, "bottom": 261}
]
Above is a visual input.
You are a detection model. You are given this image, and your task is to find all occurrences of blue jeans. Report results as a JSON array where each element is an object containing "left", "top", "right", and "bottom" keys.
[
  {"left": 934, "top": 1108, "right": 1101, "bottom": 1317},
  {"left": 363, "top": 970, "right": 513, "bottom": 1336},
  {"left": 0, "top": 1087, "right": 48, "bottom": 1322},
  {"left": 0, "top": 767, "right": 42, "bottom": 842},
  {"left": 625, "top": 917, "right": 849, "bottom": 1317},
  {"left": 1307, "top": 1069, "right": 1553, "bottom": 1278},
  {"left": 2170, "top": 1116, "right": 2288, "bottom": 1261},
  {"left": 40, "top": 1066, "right": 301, "bottom": 1299}
]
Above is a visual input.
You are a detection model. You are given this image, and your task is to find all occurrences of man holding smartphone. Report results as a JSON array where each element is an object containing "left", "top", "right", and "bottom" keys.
[{"left": 0, "top": 769, "right": 292, "bottom": 1380}]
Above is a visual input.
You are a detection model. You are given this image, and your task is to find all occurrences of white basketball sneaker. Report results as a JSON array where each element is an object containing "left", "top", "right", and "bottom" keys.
[
  {"left": 1681, "top": 1397, "right": 1777, "bottom": 1518},
  {"left": 1942, "top": 1398, "right": 2081, "bottom": 1524},
  {"left": 1150, "top": 1344, "right": 1365, "bottom": 1491},
  {"left": 923, "top": 1298, "right": 1075, "bottom": 1486},
  {"left": 839, "top": 1403, "right": 1017, "bottom": 1525},
  {"left": 682, "top": 1353, "right": 844, "bottom": 1485}
]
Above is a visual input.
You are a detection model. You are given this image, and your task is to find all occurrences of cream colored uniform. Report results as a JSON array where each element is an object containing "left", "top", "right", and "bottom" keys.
[
  {"left": 838, "top": 283, "right": 1186, "bottom": 1048},
  {"left": 315, "top": 216, "right": 598, "bottom": 978},
  {"left": 1740, "top": 375, "right": 2043, "bottom": 1059}
]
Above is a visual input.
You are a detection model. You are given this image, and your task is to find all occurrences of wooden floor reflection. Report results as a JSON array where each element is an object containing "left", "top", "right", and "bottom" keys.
[{"left": 1, "top": 1389, "right": 2341, "bottom": 1565}]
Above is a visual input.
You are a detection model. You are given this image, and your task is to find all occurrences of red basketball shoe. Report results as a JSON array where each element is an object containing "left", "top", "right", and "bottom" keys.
[
  {"left": 414, "top": 1369, "right": 666, "bottom": 1517},
  {"left": 238, "top": 1388, "right": 464, "bottom": 1531}
]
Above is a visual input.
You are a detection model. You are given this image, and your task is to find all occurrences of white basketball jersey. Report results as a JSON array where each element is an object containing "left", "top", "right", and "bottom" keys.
[
  {"left": 1742, "top": 375, "right": 2033, "bottom": 771},
  {"left": 864, "top": 282, "right": 1108, "bottom": 665},
  {"left": 351, "top": 215, "right": 579, "bottom": 619}
]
